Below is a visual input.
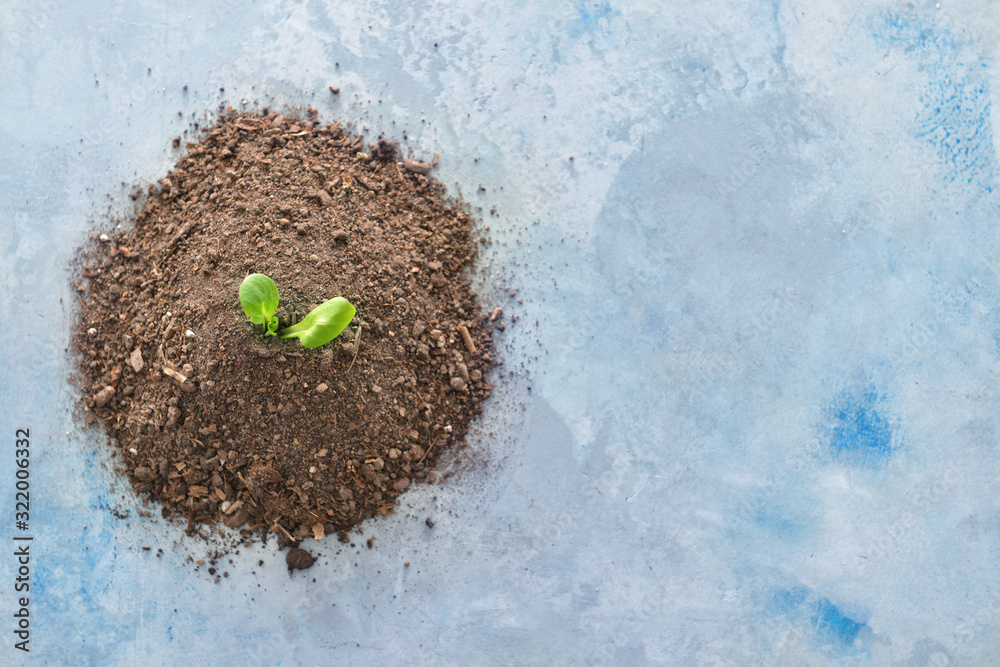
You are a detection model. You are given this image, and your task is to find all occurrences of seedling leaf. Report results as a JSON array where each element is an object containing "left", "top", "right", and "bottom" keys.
[
  {"left": 239, "top": 273, "right": 280, "bottom": 336},
  {"left": 278, "top": 297, "right": 356, "bottom": 349}
]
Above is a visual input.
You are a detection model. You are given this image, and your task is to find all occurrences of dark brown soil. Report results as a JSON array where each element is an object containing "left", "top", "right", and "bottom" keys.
[{"left": 72, "top": 109, "right": 499, "bottom": 550}]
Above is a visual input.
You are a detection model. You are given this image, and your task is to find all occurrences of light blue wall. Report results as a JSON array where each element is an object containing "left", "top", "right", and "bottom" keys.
[{"left": 2, "top": 1, "right": 999, "bottom": 664}]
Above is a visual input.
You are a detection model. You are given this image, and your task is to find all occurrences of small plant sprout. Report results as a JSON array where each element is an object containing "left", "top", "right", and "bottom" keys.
[
  {"left": 239, "top": 274, "right": 280, "bottom": 336},
  {"left": 278, "top": 297, "right": 356, "bottom": 348},
  {"left": 238, "top": 273, "right": 356, "bottom": 349}
]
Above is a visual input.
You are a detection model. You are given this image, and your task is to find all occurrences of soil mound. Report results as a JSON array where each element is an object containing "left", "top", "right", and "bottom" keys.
[{"left": 72, "top": 110, "right": 498, "bottom": 549}]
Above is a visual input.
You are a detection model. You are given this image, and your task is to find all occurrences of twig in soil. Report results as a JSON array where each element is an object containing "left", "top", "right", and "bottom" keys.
[
  {"left": 162, "top": 366, "right": 187, "bottom": 383},
  {"left": 166, "top": 221, "right": 194, "bottom": 251},
  {"left": 272, "top": 521, "right": 295, "bottom": 541},
  {"left": 457, "top": 325, "right": 476, "bottom": 356},
  {"left": 346, "top": 326, "right": 363, "bottom": 373},
  {"left": 417, "top": 437, "right": 439, "bottom": 465}
]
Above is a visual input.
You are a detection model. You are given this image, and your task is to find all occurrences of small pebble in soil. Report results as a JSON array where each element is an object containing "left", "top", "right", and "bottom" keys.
[{"left": 94, "top": 386, "right": 115, "bottom": 407}]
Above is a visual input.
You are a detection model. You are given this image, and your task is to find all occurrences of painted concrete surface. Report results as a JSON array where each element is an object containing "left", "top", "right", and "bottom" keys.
[{"left": 2, "top": 1, "right": 1000, "bottom": 665}]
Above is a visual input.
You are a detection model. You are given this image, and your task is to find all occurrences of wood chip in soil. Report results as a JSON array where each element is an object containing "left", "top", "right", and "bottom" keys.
[{"left": 71, "top": 109, "right": 499, "bottom": 553}]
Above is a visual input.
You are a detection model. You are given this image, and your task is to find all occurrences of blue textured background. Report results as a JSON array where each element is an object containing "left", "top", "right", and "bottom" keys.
[{"left": 2, "top": 1, "right": 1000, "bottom": 664}]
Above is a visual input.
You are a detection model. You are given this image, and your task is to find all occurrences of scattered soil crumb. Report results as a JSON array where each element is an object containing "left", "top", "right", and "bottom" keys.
[
  {"left": 72, "top": 109, "right": 498, "bottom": 555},
  {"left": 285, "top": 547, "right": 316, "bottom": 572}
]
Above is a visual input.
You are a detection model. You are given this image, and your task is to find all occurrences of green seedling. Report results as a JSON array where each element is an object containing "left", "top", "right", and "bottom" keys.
[
  {"left": 278, "top": 297, "right": 356, "bottom": 349},
  {"left": 238, "top": 273, "right": 355, "bottom": 349},
  {"left": 239, "top": 273, "right": 280, "bottom": 336}
]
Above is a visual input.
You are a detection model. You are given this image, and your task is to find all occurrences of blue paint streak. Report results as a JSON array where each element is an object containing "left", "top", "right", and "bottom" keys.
[
  {"left": 568, "top": 1, "right": 620, "bottom": 38},
  {"left": 770, "top": 586, "right": 809, "bottom": 614},
  {"left": 753, "top": 508, "right": 806, "bottom": 541},
  {"left": 825, "top": 384, "right": 895, "bottom": 466},
  {"left": 769, "top": 587, "right": 870, "bottom": 657},
  {"left": 813, "top": 598, "right": 865, "bottom": 648},
  {"left": 872, "top": 11, "right": 995, "bottom": 191},
  {"left": 917, "top": 66, "right": 993, "bottom": 188},
  {"left": 578, "top": 1, "right": 618, "bottom": 26}
]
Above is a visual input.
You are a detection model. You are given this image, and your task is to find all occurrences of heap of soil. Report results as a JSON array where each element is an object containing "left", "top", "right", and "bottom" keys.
[{"left": 72, "top": 109, "right": 498, "bottom": 549}]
